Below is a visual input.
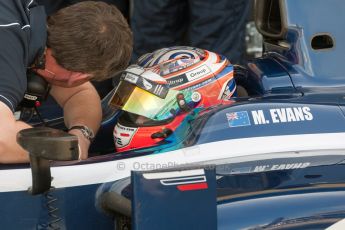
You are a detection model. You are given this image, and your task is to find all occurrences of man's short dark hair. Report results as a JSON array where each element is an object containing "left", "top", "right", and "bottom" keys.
[{"left": 47, "top": 1, "right": 133, "bottom": 81}]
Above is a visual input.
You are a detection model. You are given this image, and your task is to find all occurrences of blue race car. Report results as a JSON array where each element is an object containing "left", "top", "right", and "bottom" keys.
[{"left": 2, "top": 0, "right": 345, "bottom": 229}]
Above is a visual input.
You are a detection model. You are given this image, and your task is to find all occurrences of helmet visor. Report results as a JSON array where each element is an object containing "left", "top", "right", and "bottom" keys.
[{"left": 109, "top": 80, "right": 180, "bottom": 120}]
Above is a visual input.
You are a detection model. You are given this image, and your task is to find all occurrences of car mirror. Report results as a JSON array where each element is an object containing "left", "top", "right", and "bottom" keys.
[{"left": 17, "top": 127, "right": 79, "bottom": 195}]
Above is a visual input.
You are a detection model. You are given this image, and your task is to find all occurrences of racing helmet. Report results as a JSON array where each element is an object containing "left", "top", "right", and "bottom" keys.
[{"left": 110, "top": 46, "right": 236, "bottom": 152}]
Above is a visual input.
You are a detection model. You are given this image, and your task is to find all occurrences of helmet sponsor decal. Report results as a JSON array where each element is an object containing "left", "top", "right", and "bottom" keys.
[
  {"left": 114, "top": 123, "right": 138, "bottom": 148},
  {"left": 124, "top": 73, "right": 139, "bottom": 84},
  {"left": 142, "top": 78, "right": 153, "bottom": 90},
  {"left": 121, "top": 71, "right": 169, "bottom": 99},
  {"left": 166, "top": 75, "right": 189, "bottom": 88},
  {"left": 191, "top": 92, "right": 202, "bottom": 102},
  {"left": 185, "top": 65, "right": 211, "bottom": 81},
  {"left": 153, "top": 84, "right": 165, "bottom": 95},
  {"left": 187, "top": 77, "right": 214, "bottom": 90},
  {"left": 159, "top": 58, "right": 199, "bottom": 76}
]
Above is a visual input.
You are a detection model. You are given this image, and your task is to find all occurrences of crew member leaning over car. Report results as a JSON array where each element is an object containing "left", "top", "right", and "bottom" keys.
[{"left": 0, "top": 0, "right": 133, "bottom": 163}]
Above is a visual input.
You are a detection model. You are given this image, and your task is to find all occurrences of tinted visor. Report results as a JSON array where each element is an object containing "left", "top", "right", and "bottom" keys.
[{"left": 109, "top": 80, "right": 180, "bottom": 120}]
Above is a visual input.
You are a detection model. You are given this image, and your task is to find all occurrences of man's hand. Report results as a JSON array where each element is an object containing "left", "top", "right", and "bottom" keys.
[{"left": 68, "top": 128, "right": 90, "bottom": 160}]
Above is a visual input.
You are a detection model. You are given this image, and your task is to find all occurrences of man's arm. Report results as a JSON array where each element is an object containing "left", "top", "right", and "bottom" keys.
[
  {"left": 50, "top": 81, "right": 102, "bottom": 159},
  {"left": 0, "top": 102, "right": 31, "bottom": 163}
]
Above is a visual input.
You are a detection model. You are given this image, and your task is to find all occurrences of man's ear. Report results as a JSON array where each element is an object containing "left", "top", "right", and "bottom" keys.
[{"left": 68, "top": 72, "right": 91, "bottom": 85}]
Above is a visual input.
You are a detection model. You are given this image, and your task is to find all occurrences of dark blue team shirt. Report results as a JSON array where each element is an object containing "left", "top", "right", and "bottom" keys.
[{"left": 0, "top": 0, "right": 46, "bottom": 112}]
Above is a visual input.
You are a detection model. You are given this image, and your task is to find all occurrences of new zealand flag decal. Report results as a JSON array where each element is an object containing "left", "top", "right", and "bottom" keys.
[{"left": 226, "top": 111, "right": 251, "bottom": 127}]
